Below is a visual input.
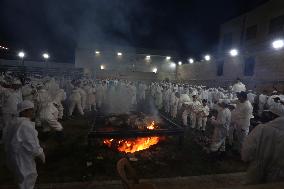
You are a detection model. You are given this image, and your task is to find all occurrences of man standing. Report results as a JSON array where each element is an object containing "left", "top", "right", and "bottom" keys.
[
  {"left": 68, "top": 84, "right": 84, "bottom": 116},
  {"left": 190, "top": 93, "right": 201, "bottom": 129},
  {"left": 197, "top": 99, "right": 210, "bottom": 132},
  {"left": 3, "top": 100, "right": 45, "bottom": 189},
  {"left": 242, "top": 116, "right": 284, "bottom": 184},
  {"left": 233, "top": 91, "right": 253, "bottom": 152},
  {"left": 210, "top": 100, "right": 231, "bottom": 153},
  {"left": 2, "top": 80, "right": 23, "bottom": 132}
]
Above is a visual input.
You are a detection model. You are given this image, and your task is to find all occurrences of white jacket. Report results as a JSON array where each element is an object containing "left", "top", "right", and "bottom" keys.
[
  {"left": 242, "top": 117, "right": 284, "bottom": 184},
  {"left": 69, "top": 88, "right": 81, "bottom": 102},
  {"left": 234, "top": 100, "right": 253, "bottom": 130},
  {"left": 3, "top": 117, "right": 44, "bottom": 189},
  {"left": 2, "top": 89, "right": 23, "bottom": 115}
]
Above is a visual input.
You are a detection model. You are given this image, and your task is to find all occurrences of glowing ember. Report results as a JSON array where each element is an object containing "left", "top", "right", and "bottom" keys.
[
  {"left": 103, "top": 121, "right": 160, "bottom": 153},
  {"left": 147, "top": 121, "right": 155, "bottom": 130}
]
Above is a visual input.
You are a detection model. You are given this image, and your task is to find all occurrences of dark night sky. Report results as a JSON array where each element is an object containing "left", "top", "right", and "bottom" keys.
[{"left": 0, "top": 0, "right": 268, "bottom": 63}]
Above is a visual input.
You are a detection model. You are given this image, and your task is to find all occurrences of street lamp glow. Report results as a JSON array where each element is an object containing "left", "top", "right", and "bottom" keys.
[
  {"left": 166, "top": 56, "right": 171, "bottom": 61},
  {"left": 229, "top": 49, "right": 239, "bottom": 57},
  {"left": 204, "top": 55, "right": 211, "bottom": 61},
  {"left": 152, "top": 67, "right": 157, "bottom": 73},
  {"left": 100, "top": 65, "right": 105, "bottom": 70},
  {"left": 189, "top": 58, "right": 194, "bottom": 64},
  {"left": 18, "top": 51, "right": 25, "bottom": 58},
  {"left": 170, "top": 62, "right": 176, "bottom": 68},
  {"left": 272, "top": 39, "right": 284, "bottom": 50},
  {"left": 146, "top": 55, "right": 151, "bottom": 60},
  {"left": 95, "top": 51, "right": 100, "bottom": 55},
  {"left": 178, "top": 61, "right": 182, "bottom": 65},
  {"left": 42, "top": 53, "right": 49, "bottom": 59},
  {"left": 117, "top": 52, "right": 122, "bottom": 56}
]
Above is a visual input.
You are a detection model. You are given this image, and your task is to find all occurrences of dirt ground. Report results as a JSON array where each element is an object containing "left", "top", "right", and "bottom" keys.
[{"left": 0, "top": 112, "right": 247, "bottom": 185}]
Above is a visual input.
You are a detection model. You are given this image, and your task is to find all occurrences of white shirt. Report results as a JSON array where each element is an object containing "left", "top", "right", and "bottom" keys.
[{"left": 234, "top": 100, "right": 253, "bottom": 130}]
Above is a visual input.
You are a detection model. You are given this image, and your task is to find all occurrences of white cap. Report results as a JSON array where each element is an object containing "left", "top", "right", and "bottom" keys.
[
  {"left": 192, "top": 91, "right": 197, "bottom": 96},
  {"left": 219, "top": 99, "right": 230, "bottom": 105},
  {"left": 223, "top": 99, "right": 231, "bottom": 104},
  {"left": 17, "top": 100, "right": 34, "bottom": 113}
]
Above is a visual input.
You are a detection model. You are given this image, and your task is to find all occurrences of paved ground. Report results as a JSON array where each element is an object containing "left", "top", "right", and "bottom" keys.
[{"left": 0, "top": 172, "right": 245, "bottom": 189}]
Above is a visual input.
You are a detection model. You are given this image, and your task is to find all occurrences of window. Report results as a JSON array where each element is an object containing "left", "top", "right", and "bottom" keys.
[
  {"left": 269, "top": 15, "right": 284, "bottom": 34},
  {"left": 217, "top": 61, "right": 224, "bottom": 76},
  {"left": 244, "top": 57, "right": 255, "bottom": 76},
  {"left": 221, "top": 33, "right": 232, "bottom": 50},
  {"left": 246, "top": 25, "right": 257, "bottom": 40}
]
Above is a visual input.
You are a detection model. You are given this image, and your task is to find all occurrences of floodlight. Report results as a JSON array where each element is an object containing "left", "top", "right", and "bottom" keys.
[
  {"left": 18, "top": 51, "right": 25, "bottom": 58},
  {"left": 204, "top": 55, "right": 211, "bottom": 61},
  {"left": 42, "top": 53, "right": 49, "bottom": 59},
  {"left": 229, "top": 49, "right": 239, "bottom": 57},
  {"left": 272, "top": 39, "right": 284, "bottom": 50}
]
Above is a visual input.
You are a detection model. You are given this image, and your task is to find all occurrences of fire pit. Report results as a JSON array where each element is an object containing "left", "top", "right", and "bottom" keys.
[{"left": 88, "top": 112, "right": 185, "bottom": 154}]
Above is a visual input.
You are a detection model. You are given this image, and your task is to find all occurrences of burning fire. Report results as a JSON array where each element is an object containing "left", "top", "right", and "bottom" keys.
[
  {"left": 147, "top": 121, "right": 155, "bottom": 130},
  {"left": 103, "top": 121, "right": 160, "bottom": 153}
]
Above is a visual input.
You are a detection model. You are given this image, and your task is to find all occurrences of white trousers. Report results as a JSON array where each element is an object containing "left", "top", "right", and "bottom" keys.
[
  {"left": 69, "top": 100, "right": 84, "bottom": 116},
  {"left": 190, "top": 113, "right": 197, "bottom": 129},
  {"left": 197, "top": 117, "right": 207, "bottom": 131},
  {"left": 42, "top": 118, "right": 63, "bottom": 132},
  {"left": 182, "top": 110, "right": 189, "bottom": 126}
]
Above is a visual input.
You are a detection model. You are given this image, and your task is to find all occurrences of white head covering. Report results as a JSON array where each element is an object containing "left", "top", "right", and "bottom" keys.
[
  {"left": 219, "top": 99, "right": 230, "bottom": 105},
  {"left": 17, "top": 100, "right": 34, "bottom": 113},
  {"left": 184, "top": 102, "right": 191, "bottom": 105}
]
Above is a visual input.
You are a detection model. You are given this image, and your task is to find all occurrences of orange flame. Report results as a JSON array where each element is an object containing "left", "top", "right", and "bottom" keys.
[
  {"left": 147, "top": 121, "right": 155, "bottom": 130},
  {"left": 103, "top": 121, "right": 160, "bottom": 153}
]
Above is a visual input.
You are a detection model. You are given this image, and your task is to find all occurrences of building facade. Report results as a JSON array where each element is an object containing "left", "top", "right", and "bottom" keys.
[
  {"left": 75, "top": 0, "right": 284, "bottom": 90},
  {"left": 179, "top": 0, "right": 284, "bottom": 91},
  {"left": 75, "top": 47, "right": 178, "bottom": 80},
  {"left": 217, "top": 0, "right": 284, "bottom": 81}
]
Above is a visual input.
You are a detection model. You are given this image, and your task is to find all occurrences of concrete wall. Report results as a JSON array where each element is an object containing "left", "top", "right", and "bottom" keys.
[
  {"left": 0, "top": 58, "right": 74, "bottom": 68},
  {"left": 178, "top": 61, "right": 217, "bottom": 81},
  {"left": 95, "top": 70, "right": 157, "bottom": 82},
  {"left": 0, "top": 58, "right": 84, "bottom": 77},
  {"left": 75, "top": 48, "right": 177, "bottom": 80}
]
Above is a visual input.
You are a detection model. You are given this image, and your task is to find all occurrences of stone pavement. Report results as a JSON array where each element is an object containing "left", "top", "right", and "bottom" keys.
[
  {"left": 1, "top": 172, "right": 283, "bottom": 189},
  {"left": 0, "top": 172, "right": 244, "bottom": 189}
]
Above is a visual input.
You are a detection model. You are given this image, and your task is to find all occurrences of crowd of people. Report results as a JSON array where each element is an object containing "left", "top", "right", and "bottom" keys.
[
  {"left": 0, "top": 71, "right": 284, "bottom": 188},
  {"left": 149, "top": 78, "right": 284, "bottom": 184}
]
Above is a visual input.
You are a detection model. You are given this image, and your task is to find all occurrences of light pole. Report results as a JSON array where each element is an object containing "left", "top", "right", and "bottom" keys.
[
  {"left": 170, "top": 62, "right": 177, "bottom": 80},
  {"left": 18, "top": 51, "right": 25, "bottom": 66}
]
